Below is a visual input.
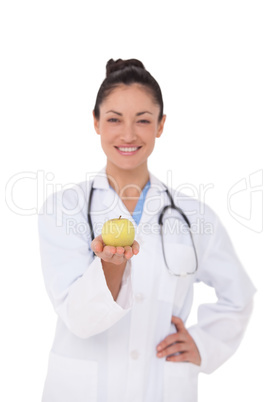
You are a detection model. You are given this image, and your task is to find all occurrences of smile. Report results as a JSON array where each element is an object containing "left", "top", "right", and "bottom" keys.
[{"left": 115, "top": 146, "right": 142, "bottom": 155}]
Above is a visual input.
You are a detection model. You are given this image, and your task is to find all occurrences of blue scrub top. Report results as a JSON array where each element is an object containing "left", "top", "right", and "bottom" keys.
[
  {"left": 109, "top": 180, "right": 151, "bottom": 225},
  {"left": 131, "top": 180, "right": 150, "bottom": 225}
]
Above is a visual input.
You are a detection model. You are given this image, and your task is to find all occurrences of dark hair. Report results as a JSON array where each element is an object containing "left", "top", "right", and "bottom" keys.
[{"left": 93, "top": 58, "right": 164, "bottom": 122}]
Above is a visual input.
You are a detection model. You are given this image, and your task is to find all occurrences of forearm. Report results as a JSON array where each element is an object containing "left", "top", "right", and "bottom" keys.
[
  {"left": 101, "top": 259, "right": 127, "bottom": 300},
  {"left": 38, "top": 191, "right": 135, "bottom": 339}
]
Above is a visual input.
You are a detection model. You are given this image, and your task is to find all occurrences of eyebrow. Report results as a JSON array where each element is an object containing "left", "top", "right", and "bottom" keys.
[{"left": 106, "top": 110, "right": 153, "bottom": 116}]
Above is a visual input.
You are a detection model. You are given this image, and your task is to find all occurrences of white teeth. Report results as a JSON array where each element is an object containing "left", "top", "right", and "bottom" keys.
[{"left": 118, "top": 147, "right": 139, "bottom": 152}]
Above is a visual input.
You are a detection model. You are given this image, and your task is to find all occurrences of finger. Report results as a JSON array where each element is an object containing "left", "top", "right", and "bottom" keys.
[
  {"left": 171, "top": 316, "right": 187, "bottom": 333},
  {"left": 110, "top": 247, "right": 129, "bottom": 265},
  {"left": 110, "top": 253, "right": 125, "bottom": 265},
  {"left": 166, "top": 344, "right": 201, "bottom": 365},
  {"left": 132, "top": 240, "right": 140, "bottom": 255},
  {"left": 166, "top": 350, "right": 201, "bottom": 366},
  {"left": 166, "top": 352, "right": 189, "bottom": 363},
  {"left": 102, "top": 245, "right": 117, "bottom": 258},
  {"left": 115, "top": 247, "right": 125, "bottom": 255},
  {"left": 157, "top": 342, "right": 186, "bottom": 358},
  {"left": 91, "top": 236, "right": 104, "bottom": 254},
  {"left": 156, "top": 333, "right": 181, "bottom": 353},
  {"left": 124, "top": 246, "right": 133, "bottom": 259},
  {"left": 157, "top": 329, "right": 187, "bottom": 352}
]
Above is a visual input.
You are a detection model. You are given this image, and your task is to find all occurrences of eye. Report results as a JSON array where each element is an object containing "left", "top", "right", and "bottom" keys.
[
  {"left": 138, "top": 119, "right": 150, "bottom": 124},
  {"left": 107, "top": 118, "right": 119, "bottom": 123}
]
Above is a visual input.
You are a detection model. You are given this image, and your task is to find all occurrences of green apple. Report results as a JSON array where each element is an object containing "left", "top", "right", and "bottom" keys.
[{"left": 102, "top": 216, "right": 135, "bottom": 247}]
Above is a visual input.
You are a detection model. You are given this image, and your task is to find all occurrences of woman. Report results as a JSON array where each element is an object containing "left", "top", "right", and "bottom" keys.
[{"left": 38, "top": 58, "right": 256, "bottom": 402}]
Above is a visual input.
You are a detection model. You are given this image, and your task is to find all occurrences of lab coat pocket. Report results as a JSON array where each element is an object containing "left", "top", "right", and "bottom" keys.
[
  {"left": 163, "top": 361, "right": 199, "bottom": 402},
  {"left": 42, "top": 351, "right": 98, "bottom": 402}
]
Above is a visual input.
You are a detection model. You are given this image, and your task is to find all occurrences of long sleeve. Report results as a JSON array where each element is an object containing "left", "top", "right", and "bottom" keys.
[
  {"left": 187, "top": 212, "right": 256, "bottom": 374},
  {"left": 37, "top": 190, "right": 133, "bottom": 339}
]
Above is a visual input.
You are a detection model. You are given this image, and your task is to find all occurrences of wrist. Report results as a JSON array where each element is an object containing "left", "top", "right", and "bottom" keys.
[
  {"left": 101, "top": 259, "right": 127, "bottom": 301},
  {"left": 101, "top": 259, "right": 127, "bottom": 269}
]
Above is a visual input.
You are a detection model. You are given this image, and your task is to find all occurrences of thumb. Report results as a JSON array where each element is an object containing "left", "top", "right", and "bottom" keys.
[
  {"left": 132, "top": 240, "right": 140, "bottom": 255},
  {"left": 91, "top": 235, "right": 104, "bottom": 254},
  {"left": 171, "top": 315, "right": 185, "bottom": 332}
]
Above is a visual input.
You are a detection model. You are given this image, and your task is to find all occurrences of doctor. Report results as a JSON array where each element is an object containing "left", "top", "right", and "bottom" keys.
[{"left": 38, "top": 58, "right": 256, "bottom": 402}]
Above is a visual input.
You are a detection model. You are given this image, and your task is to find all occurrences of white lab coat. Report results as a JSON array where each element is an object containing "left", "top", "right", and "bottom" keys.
[{"left": 38, "top": 167, "right": 256, "bottom": 402}]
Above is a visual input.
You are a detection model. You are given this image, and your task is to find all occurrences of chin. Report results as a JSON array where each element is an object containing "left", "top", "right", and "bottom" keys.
[{"left": 111, "top": 160, "right": 146, "bottom": 171}]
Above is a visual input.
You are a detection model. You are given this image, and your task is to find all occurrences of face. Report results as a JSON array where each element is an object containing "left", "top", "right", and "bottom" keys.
[{"left": 93, "top": 84, "right": 166, "bottom": 172}]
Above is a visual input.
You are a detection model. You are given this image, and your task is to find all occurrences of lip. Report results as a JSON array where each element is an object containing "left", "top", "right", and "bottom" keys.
[{"left": 115, "top": 146, "right": 142, "bottom": 156}]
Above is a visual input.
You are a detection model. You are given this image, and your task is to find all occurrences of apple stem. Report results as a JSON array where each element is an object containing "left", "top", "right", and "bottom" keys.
[{"left": 119, "top": 215, "right": 121, "bottom": 219}]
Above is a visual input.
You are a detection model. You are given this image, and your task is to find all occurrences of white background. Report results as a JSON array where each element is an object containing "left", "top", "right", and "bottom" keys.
[{"left": 1, "top": 0, "right": 267, "bottom": 401}]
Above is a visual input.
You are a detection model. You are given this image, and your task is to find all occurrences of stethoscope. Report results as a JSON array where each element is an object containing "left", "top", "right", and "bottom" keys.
[{"left": 87, "top": 180, "right": 198, "bottom": 277}]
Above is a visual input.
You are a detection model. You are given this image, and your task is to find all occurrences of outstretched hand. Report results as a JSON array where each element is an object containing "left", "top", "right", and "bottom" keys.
[
  {"left": 91, "top": 234, "right": 140, "bottom": 266},
  {"left": 156, "top": 316, "right": 201, "bottom": 366}
]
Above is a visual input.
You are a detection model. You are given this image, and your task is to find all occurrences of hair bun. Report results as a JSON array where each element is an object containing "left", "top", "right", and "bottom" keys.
[{"left": 106, "top": 58, "right": 145, "bottom": 77}]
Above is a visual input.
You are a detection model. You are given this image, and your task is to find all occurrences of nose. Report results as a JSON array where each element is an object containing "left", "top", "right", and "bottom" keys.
[{"left": 120, "top": 122, "right": 137, "bottom": 143}]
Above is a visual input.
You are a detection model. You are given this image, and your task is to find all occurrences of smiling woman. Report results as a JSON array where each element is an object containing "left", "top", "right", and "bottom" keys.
[
  {"left": 37, "top": 58, "right": 256, "bottom": 402},
  {"left": 93, "top": 83, "right": 166, "bottom": 178}
]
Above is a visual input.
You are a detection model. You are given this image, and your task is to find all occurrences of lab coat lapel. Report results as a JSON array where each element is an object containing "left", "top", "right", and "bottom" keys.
[
  {"left": 91, "top": 167, "right": 135, "bottom": 224},
  {"left": 91, "top": 167, "right": 168, "bottom": 226},
  {"left": 138, "top": 172, "right": 167, "bottom": 226}
]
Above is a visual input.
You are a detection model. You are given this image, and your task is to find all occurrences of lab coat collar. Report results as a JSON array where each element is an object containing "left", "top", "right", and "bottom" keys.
[
  {"left": 92, "top": 167, "right": 110, "bottom": 190},
  {"left": 91, "top": 166, "right": 168, "bottom": 226},
  {"left": 92, "top": 166, "right": 167, "bottom": 193}
]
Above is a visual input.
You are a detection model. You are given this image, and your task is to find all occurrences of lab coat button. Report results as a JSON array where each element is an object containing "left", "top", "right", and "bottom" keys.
[
  {"left": 130, "top": 350, "right": 139, "bottom": 360},
  {"left": 135, "top": 293, "right": 145, "bottom": 303}
]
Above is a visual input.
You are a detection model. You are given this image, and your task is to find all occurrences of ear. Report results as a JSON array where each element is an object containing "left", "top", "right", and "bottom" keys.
[
  {"left": 93, "top": 111, "right": 100, "bottom": 134},
  {"left": 156, "top": 114, "right": 166, "bottom": 138}
]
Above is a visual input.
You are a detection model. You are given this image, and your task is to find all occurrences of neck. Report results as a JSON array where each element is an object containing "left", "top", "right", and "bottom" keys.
[{"left": 105, "top": 161, "right": 150, "bottom": 198}]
